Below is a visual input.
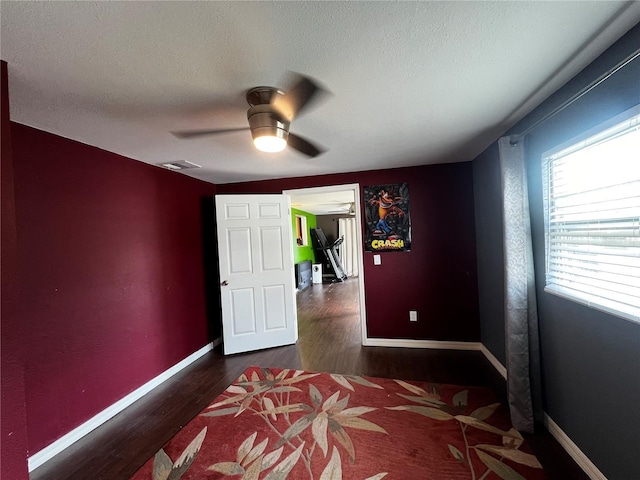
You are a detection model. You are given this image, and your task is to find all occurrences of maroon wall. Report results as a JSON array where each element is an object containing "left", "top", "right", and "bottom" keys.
[
  {"left": 218, "top": 163, "right": 480, "bottom": 341},
  {"left": 5, "top": 90, "right": 478, "bottom": 469},
  {"left": 1, "top": 62, "right": 30, "bottom": 480},
  {"left": 11, "top": 124, "right": 217, "bottom": 454}
]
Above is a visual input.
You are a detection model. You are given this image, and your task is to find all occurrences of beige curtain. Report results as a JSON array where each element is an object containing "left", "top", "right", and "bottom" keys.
[{"left": 338, "top": 217, "right": 358, "bottom": 277}]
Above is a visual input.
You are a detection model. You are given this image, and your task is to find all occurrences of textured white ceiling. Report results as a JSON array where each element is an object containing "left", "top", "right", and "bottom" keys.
[{"left": 2, "top": 1, "right": 639, "bottom": 185}]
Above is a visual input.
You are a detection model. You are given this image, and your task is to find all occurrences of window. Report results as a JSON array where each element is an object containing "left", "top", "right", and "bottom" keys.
[
  {"left": 542, "top": 105, "right": 640, "bottom": 323},
  {"left": 295, "top": 214, "right": 308, "bottom": 246}
]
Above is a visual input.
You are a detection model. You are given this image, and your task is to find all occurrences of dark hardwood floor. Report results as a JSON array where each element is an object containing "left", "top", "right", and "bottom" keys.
[{"left": 31, "top": 278, "right": 586, "bottom": 479}]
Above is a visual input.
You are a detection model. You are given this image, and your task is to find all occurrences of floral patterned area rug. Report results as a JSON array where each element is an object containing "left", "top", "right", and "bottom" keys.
[{"left": 130, "top": 366, "right": 545, "bottom": 480}]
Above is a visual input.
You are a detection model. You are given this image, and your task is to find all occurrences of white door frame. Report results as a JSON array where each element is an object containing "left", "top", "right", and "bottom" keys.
[{"left": 283, "top": 183, "right": 367, "bottom": 345}]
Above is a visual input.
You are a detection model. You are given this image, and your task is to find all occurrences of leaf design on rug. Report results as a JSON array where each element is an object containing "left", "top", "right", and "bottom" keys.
[
  {"left": 263, "top": 388, "right": 385, "bottom": 447},
  {"left": 312, "top": 411, "right": 329, "bottom": 456},
  {"left": 252, "top": 382, "right": 387, "bottom": 472},
  {"left": 201, "top": 368, "right": 317, "bottom": 420},
  {"left": 393, "top": 379, "right": 448, "bottom": 409},
  {"left": 209, "top": 433, "right": 300, "bottom": 479},
  {"left": 386, "top": 405, "right": 454, "bottom": 421},
  {"left": 201, "top": 406, "right": 241, "bottom": 417},
  {"left": 208, "top": 462, "right": 245, "bottom": 476},
  {"left": 394, "top": 379, "right": 440, "bottom": 398},
  {"left": 239, "top": 436, "right": 269, "bottom": 477},
  {"left": 319, "top": 446, "right": 342, "bottom": 479},
  {"left": 470, "top": 402, "right": 500, "bottom": 421},
  {"left": 263, "top": 442, "right": 305, "bottom": 480},
  {"left": 330, "top": 374, "right": 384, "bottom": 391},
  {"left": 256, "top": 403, "right": 312, "bottom": 416},
  {"left": 242, "top": 454, "right": 264, "bottom": 480},
  {"left": 307, "top": 384, "right": 387, "bottom": 463},
  {"left": 475, "top": 449, "right": 527, "bottom": 480},
  {"left": 200, "top": 369, "right": 388, "bottom": 478},
  {"left": 153, "top": 426, "right": 207, "bottom": 480},
  {"left": 328, "top": 418, "right": 355, "bottom": 463},
  {"left": 452, "top": 389, "right": 468, "bottom": 413},
  {"left": 344, "top": 375, "right": 384, "bottom": 389},
  {"left": 454, "top": 415, "right": 521, "bottom": 439},
  {"left": 447, "top": 444, "right": 466, "bottom": 465},
  {"left": 475, "top": 444, "right": 542, "bottom": 469},
  {"left": 309, "top": 383, "right": 323, "bottom": 408},
  {"left": 330, "top": 374, "right": 354, "bottom": 391},
  {"left": 276, "top": 413, "right": 317, "bottom": 447},
  {"left": 502, "top": 428, "right": 524, "bottom": 450},
  {"left": 387, "top": 382, "right": 542, "bottom": 478},
  {"left": 394, "top": 392, "right": 447, "bottom": 408}
]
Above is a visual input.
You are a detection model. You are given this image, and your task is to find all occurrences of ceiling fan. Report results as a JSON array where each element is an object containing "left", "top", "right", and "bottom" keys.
[{"left": 172, "top": 73, "right": 328, "bottom": 158}]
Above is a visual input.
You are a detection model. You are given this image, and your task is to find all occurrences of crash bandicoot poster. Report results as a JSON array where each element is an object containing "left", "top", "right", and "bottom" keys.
[{"left": 364, "top": 183, "right": 411, "bottom": 252}]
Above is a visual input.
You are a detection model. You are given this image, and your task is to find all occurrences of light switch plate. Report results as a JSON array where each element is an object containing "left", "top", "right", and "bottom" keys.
[{"left": 374, "top": 254, "right": 381, "bottom": 265}]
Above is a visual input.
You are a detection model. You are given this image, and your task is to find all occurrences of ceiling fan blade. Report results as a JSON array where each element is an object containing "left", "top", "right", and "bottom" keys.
[
  {"left": 171, "top": 127, "right": 250, "bottom": 139},
  {"left": 272, "top": 73, "right": 327, "bottom": 122},
  {"left": 287, "top": 133, "right": 325, "bottom": 158}
]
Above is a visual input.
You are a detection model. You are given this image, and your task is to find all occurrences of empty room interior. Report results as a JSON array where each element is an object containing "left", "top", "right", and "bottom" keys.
[{"left": 1, "top": 3, "right": 639, "bottom": 480}]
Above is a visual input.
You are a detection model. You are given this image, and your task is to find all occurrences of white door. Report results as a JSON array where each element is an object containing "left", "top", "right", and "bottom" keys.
[{"left": 215, "top": 194, "right": 298, "bottom": 355}]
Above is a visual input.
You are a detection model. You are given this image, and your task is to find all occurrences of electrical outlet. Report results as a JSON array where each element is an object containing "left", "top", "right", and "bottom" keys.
[{"left": 409, "top": 310, "right": 418, "bottom": 322}]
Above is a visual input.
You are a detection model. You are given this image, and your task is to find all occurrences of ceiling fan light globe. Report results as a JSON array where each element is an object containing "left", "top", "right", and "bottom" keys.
[
  {"left": 254, "top": 135, "right": 287, "bottom": 153},
  {"left": 248, "top": 107, "right": 290, "bottom": 153}
]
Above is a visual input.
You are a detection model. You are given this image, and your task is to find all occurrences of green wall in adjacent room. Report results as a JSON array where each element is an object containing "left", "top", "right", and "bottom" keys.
[{"left": 291, "top": 208, "right": 316, "bottom": 265}]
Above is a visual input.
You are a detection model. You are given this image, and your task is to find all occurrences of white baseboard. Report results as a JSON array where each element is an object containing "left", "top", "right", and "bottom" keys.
[
  {"left": 475, "top": 344, "right": 605, "bottom": 480},
  {"left": 479, "top": 344, "right": 507, "bottom": 379},
  {"left": 363, "top": 339, "right": 507, "bottom": 389},
  {"left": 544, "top": 413, "right": 607, "bottom": 480},
  {"left": 28, "top": 341, "right": 215, "bottom": 472},
  {"left": 363, "top": 337, "right": 483, "bottom": 350},
  {"left": 364, "top": 339, "right": 508, "bottom": 380}
]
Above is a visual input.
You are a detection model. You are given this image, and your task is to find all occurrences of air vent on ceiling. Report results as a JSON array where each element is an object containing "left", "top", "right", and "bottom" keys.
[{"left": 160, "top": 160, "right": 202, "bottom": 170}]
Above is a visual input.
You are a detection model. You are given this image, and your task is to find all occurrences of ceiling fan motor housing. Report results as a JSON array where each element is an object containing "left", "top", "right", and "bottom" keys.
[{"left": 247, "top": 103, "right": 290, "bottom": 142}]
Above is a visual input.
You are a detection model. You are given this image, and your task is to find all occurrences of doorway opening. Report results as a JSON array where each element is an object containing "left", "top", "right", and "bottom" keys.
[{"left": 284, "top": 184, "right": 367, "bottom": 346}]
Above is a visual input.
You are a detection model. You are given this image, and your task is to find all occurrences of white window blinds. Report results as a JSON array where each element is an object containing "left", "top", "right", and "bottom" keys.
[{"left": 542, "top": 106, "right": 640, "bottom": 323}]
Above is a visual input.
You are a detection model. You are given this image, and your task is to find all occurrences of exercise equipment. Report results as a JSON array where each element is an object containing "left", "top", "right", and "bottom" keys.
[{"left": 310, "top": 228, "right": 347, "bottom": 282}]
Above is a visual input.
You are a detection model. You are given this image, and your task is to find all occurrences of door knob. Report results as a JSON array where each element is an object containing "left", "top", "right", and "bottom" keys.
[{"left": 221, "top": 280, "right": 229, "bottom": 286}]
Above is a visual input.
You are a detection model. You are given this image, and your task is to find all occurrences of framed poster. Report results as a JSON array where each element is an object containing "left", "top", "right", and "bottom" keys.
[{"left": 363, "top": 183, "right": 411, "bottom": 252}]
